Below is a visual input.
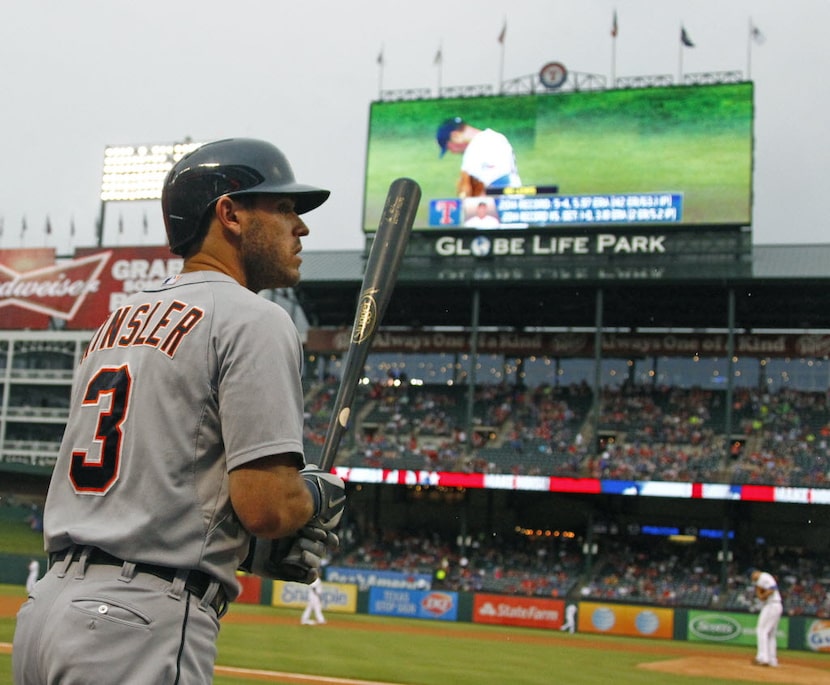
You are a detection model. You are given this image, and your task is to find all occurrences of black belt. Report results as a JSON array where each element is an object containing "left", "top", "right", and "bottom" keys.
[{"left": 50, "top": 547, "right": 227, "bottom": 616}]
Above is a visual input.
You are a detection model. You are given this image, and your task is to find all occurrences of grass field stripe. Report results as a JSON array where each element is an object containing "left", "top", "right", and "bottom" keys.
[
  {"left": 0, "top": 646, "right": 399, "bottom": 684},
  {"left": 214, "top": 665, "right": 399, "bottom": 685}
]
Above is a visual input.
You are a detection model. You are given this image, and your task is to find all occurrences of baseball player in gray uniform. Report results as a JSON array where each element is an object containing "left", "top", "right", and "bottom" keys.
[
  {"left": 12, "top": 138, "right": 346, "bottom": 684},
  {"left": 751, "top": 569, "right": 783, "bottom": 667}
]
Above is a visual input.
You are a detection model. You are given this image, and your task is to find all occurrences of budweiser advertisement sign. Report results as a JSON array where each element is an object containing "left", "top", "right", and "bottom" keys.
[{"left": 0, "top": 247, "right": 182, "bottom": 330}]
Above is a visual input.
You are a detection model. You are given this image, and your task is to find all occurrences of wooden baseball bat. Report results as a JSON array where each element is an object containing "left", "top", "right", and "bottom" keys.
[{"left": 318, "top": 178, "right": 421, "bottom": 471}]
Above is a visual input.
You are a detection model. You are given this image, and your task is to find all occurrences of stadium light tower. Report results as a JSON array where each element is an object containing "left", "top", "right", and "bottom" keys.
[{"left": 97, "top": 139, "right": 202, "bottom": 247}]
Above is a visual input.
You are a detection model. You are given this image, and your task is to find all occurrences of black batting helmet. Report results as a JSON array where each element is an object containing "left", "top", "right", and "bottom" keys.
[{"left": 161, "top": 138, "right": 330, "bottom": 255}]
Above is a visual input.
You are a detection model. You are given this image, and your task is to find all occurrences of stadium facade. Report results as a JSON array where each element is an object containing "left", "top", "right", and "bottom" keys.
[{"left": 2, "top": 75, "right": 829, "bottom": 636}]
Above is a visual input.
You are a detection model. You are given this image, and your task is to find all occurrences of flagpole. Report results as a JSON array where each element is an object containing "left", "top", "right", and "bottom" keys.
[
  {"left": 611, "top": 39, "right": 616, "bottom": 88},
  {"left": 678, "top": 25, "right": 684, "bottom": 84},
  {"left": 498, "top": 18, "right": 506, "bottom": 93},
  {"left": 377, "top": 44, "right": 384, "bottom": 99},
  {"left": 435, "top": 41, "right": 443, "bottom": 96},
  {"left": 499, "top": 41, "right": 504, "bottom": 93}
]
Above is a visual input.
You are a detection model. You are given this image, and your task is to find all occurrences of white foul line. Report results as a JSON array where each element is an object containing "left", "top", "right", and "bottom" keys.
[{"left": 215, "top": 665, "right": 400, "bottom": 685}]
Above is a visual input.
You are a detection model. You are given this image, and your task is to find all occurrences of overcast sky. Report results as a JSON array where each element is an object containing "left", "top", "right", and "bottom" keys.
[{"left": 0, "top": 0, "right": 827, "bottom": 254}]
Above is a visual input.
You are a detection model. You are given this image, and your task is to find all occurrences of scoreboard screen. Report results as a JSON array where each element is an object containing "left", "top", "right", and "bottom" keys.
[{"left": 362, "top": 82, "right": 754, "bottom": 233}]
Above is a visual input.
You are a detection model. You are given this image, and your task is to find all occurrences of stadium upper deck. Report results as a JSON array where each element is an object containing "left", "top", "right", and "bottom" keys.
[{"left": 294, "top": 243, "right": 830, "bottom": 331}]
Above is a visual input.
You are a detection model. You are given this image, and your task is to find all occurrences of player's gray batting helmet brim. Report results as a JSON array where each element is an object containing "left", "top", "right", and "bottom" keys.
[{"left": 162, "top": 137, "right": 330, "bottom": 255}]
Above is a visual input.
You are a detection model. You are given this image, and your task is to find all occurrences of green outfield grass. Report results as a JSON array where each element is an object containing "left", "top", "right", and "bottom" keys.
[
  {"left": 0, "top": 519, "right": 45, "bottom": 558},
  {"left": 3, "top": 585, "right": 827, "bottom": 684}
]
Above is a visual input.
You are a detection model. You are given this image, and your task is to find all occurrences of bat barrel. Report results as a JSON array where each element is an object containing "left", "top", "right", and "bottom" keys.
[{"left": 317, "top": 178, "right": 420, "bottom": 472}]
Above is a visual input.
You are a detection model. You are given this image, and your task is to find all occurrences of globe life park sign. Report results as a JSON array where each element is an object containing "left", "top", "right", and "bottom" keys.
[
  {"left": 434, "top": 232, "right": 668, "bottom": 258},
  {"left": 386, "top": 222, "right": 752, "bottom": 285}
]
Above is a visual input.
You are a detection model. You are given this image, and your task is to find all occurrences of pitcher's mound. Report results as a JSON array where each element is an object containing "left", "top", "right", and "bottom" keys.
[{"left": 639, "top": 656, "right": 828, "bottom": 684}]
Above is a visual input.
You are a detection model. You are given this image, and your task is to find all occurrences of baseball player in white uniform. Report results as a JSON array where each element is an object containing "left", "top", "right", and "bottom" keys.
[
  {"left": 12, "top": 138, "right": 346, "bottom": 684},
  {"left": 560, "top": 603, "right": 577, "bottom": 633},
  {"left": 751, "top": 569, "right": 783, "bottom": 667},
  {"left": 25, "top": 559, "right": 39, "bottom": 594},
  {"left": 301, "top": 576, "right": 326, "bottom": 625},
  {"left": 436, "top": 117, "right": 522, "bottom": 197}
]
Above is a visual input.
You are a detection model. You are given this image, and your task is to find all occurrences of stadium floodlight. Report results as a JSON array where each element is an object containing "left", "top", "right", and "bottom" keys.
[{"left": 96, "top": 139, "right": 203, "bottom": 246}]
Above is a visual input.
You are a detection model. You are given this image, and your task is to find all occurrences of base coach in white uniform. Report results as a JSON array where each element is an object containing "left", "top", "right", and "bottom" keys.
[{"left": 13, "top": 138, "right": 346, "bottom": 684}]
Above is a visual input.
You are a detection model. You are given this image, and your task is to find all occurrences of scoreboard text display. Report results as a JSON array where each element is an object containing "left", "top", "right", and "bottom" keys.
[{"left": 363, "top": 82, "right": 753, "bottom": 233}]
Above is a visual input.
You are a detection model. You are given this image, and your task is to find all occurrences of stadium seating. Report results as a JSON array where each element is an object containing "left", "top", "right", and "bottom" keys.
[
  {"left": 327, "top": 526, "right": 830, "bottom": 615},
  {"left": 305, "top": 381, "right": 830, "bottom": 489}
]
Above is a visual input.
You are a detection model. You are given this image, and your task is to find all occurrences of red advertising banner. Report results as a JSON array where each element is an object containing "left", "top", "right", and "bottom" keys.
[
  {"left": 472, "top": 593, "right": 564, "bottom": 630},
  {"left": 0, "top": 246, "right": 181, "bottom": 330}
]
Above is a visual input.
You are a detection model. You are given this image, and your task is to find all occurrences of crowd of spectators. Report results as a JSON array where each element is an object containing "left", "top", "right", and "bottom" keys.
[
  {"left": 14, "top": 372, "right": 826, "bottom": 489},
  {"left": 326, "top": 526, "right": 830, "bottom": 617},
  {"left": 301, "top": 378, "right": 830, "bottom": 615},
  {"left": 576, "top": 539, "right": 720, "bottom": 608},
  {"left": 329, "top": 525, "right": 582, "bottom": 598},
  {"left": 302, "top": 378, "right": 830, "bottom": 489},
  {"left": 17, "top": 372, "right": 825, "bottom": 487},
  {"left": 730, "top": 388, "right": 830, "bottom": 487}
]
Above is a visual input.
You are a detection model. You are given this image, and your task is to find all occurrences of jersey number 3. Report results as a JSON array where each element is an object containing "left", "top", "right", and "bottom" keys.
[{"left": 70, "top": 365, "right": 133, "bottom": 494}]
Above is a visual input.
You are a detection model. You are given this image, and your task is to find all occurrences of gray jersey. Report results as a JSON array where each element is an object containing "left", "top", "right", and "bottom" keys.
[{"left": 44, "top": 271, "right": 306, "bottom": 599}]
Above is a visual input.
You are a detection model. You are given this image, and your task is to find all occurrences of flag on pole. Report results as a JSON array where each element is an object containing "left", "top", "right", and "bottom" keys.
[
  {"left": 20, "top": 216, "right": 27, "bottom": 238},
  {"left": 750, "top": 23, "right": 765, "bottom": 45},
  {"left": 681, "top": 27, "right": 695, "bottom": 47},
  {"left": 611, "top": 10, "right": 618, "bottom": 38},
  {"left": 498, "top": 21, "right": 506, "bottom": 44},
  {"left": 45, "top": 217, "right": 52, "bottom": 235},
  {"left": 70, "top": 217, "right": 76, "bottom": 237},
  {"left": 434, "top": 46, "right": 442, "bottom": 65},
  {"left": 376, "top": 45, "right": 384, "bottom": 65}
]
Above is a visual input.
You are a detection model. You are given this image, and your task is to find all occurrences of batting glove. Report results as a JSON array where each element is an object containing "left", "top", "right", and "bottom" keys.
[
  {"left": 301, "top": 464, "right": 346, "bottom": 530},
  {"left": 239, "top": 524, "right": 339, "bottom": 583}
]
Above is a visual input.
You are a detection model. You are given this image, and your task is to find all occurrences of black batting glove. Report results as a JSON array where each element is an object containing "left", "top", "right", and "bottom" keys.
[
  {"left": 301, "top": 464, "right": 346, "bottom": 531},
  {"left": 239, "top": 524, "right": 340, "bottom": 583}
]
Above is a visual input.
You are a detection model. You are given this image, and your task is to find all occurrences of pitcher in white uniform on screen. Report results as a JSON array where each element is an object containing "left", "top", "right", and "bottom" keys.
[{"left": 436, "top": 117, "right": 522, "bottom": 198}]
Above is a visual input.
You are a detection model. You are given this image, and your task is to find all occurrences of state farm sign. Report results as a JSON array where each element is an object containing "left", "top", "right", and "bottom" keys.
[{"left": 473, "top": 593, "right": 564, "bottom": 630}]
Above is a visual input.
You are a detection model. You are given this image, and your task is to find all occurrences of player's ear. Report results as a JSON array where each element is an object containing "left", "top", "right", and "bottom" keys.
[{"left": 214, "top": 196, "right": 243, "bottom": 237}]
